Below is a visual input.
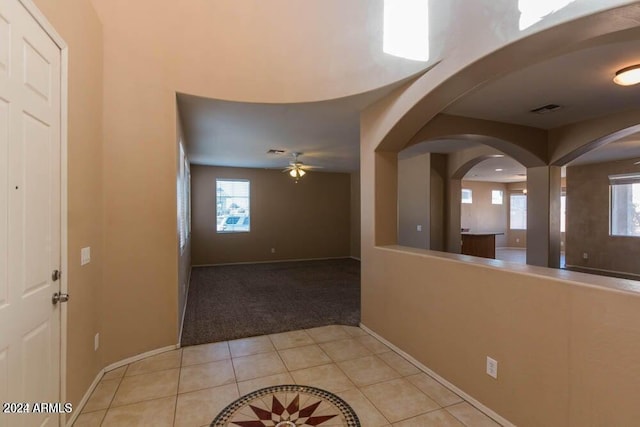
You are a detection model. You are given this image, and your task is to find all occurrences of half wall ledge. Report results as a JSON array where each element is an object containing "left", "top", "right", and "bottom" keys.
[{"left": 377, "top": 245, "right": 640, "bottom": 296}]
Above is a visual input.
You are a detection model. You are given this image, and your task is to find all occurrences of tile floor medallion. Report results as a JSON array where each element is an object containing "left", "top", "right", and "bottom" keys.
[{"left": 210, "top": 384, "right": 360, "bottom": 427}]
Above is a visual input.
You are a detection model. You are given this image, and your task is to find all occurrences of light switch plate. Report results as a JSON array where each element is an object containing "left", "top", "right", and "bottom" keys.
[
  {"left": 81, "top": 247, "right": 91, "bottom": 265},
  {"left": 486, "top": 356, "right": 498, "bottom": 379}
]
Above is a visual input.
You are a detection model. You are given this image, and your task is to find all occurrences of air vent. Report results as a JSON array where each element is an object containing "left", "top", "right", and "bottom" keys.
[
  {"left": 267, "top": 149, "right": 286, "bottom": 155},
  {"left": 529, "top": 104, "right": 562, "bottom": 114}
]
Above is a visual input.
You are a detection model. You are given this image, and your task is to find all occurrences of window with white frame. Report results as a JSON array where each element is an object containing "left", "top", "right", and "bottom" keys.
[
  {"left": 216, "top": 179, "right": 250, "bottom": 233},
  {"left": 609, "top": 173, "right": 640, "bottom": 237},
  {"left": 560, "top": 193, "right": 566, "bottom": 233},
  {"left": 461, "top": 188, "right": 473, "bottom": 204},
  {"left": 492, "top": 190, "right": 503, "bottom": 205},
  {"left": 510, "top": 193, "right": 527, "bottom": 230},
  {"left": 177, "top": 144, "right": 191, "bottom": 251}
]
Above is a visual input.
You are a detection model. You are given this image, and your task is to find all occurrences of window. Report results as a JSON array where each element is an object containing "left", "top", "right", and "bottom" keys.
[
  {"left": 383, "top": 0, "right": 429, "bottom": 61},
  {"left": 177, "top": 144, "right": 191, "bottom": 251},
  {"left": 510, "top": 193, "right": 527, "bottom": 230},
  {"left": 461, "top": 189, "right": 473, "bottom": 204},
  {"left": 610, "top": 173, "right": 640, "bottom": 237},
  {"left": 560, "top": 193, "right": 566, "bottom": 233},
  {"left": 518, "top": 0, "right": 576, "bottom": 30},
  {"left": 216, "top": 179, "right": 250, "bottom": 233},
  {"left": 492, "top": 190, "right": 503, "bottom": 205}
]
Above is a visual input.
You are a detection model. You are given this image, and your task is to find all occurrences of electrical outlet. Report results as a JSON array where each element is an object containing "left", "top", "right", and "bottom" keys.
[
  {"left": 486, "top": 356, "right": 498, "bottom": 379},
  {"left": 516, "top": 238, "right": 520, "bottom": 243},
  {"left": 416, "top": 225, "right": 422, "bottom": 232},
  {"left": 582, "top": 252, "right": 589, "bottom": 260},
  {"left": 271, "top": 248, "right": 276, "bottom": 254},
  {"left": 94, "top": 333, "right": 99, "bottom": 351},
  {"left": 81, "top": 247, "right": 91, "bottom": 266}
]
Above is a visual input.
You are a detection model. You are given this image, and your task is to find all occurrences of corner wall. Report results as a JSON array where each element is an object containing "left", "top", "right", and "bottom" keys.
[
  {"left": 566, "top": 158, "right": 640, "bottom": 276},
  {"left": 460, "top": 181, "right": 508, "bottom": 247},
  {"left": 191, "top": 166, "right": 351, "bottom": 265},
  {"left": 398, "top": 154, "right": 430, "bottom": 249},
  {"left": 32, "top": 0, "right": 104, "bottom": 409},
  {"left": 350, "top": 172, "right": 361, "bottom": 259}
]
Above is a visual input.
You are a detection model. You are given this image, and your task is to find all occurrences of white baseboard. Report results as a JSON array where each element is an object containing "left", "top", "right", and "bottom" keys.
[
  {"left": 65, "top": 369, "right": 104, "bottom": 427},
  {"left": 68, "top": 344, "right": 180, "bottom": 425},
  {"left": 103, "top": 344, "right": 179, "bottom": 373},
  {"left": 193, "top": 256, "right": 352, "bottom": 267},
  {"left": 359, "top": 323, "right": 514, "bottom": 427}
]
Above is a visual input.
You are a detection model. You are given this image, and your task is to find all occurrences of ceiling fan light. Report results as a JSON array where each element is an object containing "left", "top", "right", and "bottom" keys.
[
  {"left": 298, "top": 169, "right": 306, "bottom": 177},
  {"left": 289, "top": 169, "right": 297, "bottom": 177},
  {"left": 613, "top": 65, "right": 640, "bottom": 86}
]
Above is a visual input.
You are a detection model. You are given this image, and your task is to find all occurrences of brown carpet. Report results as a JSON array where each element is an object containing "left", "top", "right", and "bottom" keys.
[{"left": 180, "top": 258, "right": 360, "bottom": 346}]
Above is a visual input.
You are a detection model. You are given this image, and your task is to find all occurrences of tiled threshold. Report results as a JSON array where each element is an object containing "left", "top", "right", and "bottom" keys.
[{"left": 73, "top": 325, "right": 503, "bottom": 426}]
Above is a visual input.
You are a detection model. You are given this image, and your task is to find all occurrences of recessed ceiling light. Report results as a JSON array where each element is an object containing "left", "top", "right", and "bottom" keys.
[
  {"left": 489, "top": 154, "right": 505, "bottom": 158},
  {"left": 495, "top": 168, "right": 503, "bottom": 172},
  {"left": 614, "top": 65, "right": 640, "bottom": 86},
  {"left": 267, "top": 149, "right": 286, "bottom": 155}
]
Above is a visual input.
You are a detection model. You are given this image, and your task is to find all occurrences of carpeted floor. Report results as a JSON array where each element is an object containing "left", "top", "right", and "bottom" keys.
[{"left": 180, "top": 258, "right": 361, "bottom": 346}]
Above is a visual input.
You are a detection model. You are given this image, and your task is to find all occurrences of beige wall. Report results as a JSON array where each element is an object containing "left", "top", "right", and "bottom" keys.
[
  {"left": 89, "top": 0, "right": 432, "bottom": 104},
  {"left": 430, "top": 154, "right": 446, "bottom": 251},
  {"left": 350, "top": 172, "right": 361, "bottom": 259},
  {"left": 191, "top": 166, "right": 351, "bottom": 265},
  {"left": 460, "top": 181, "right": 508, "bottom": 247},
  {"left": 361, "top": 247, "right": 640, "bottom": 426},
  {"left": 398, "top": 154, "right": 430, "bottom": 249},
  {"left": 32, "top": 0, "right": 104, "bottom": 409},
  {"left": 566, "top": 158, "right": 640, "bottom": 276}
]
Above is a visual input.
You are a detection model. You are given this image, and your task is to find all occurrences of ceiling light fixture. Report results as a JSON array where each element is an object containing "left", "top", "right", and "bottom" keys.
[
  {"left": 614, "top": 65, "right": 640, "bottom": 86},
  {"left": 289, "top": 168, "right": 306, "bottom": 179},
  {"left": 495, "top": 168, "right": 503, "bottom": 172},
  {"left": 523, "top": 188, "right": 528, "bottom": 194}
]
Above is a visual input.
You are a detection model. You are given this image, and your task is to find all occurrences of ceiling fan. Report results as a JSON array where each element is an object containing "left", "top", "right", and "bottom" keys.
[{"left": 282, "top": 152, "right": 321, "bottom": 183}]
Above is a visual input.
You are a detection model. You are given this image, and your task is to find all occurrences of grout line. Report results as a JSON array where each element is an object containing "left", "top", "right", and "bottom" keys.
[
  {"left": 172, "top": 350, "right": 184, "bottom": 425},
  {"left": 100, "top": 368, "right": 125, "bottom": 427}
]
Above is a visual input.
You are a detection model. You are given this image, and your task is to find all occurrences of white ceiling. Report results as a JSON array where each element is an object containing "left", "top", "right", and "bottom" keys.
[
  {"left": 464, "top": 157, "right": 527, "bottom": 183},
  {"left": 179, "top": 28, "right": 640, "bottom": 177},
  {"left": 177, "top": 76, "right": 419, "bottom": 173},
  {"left": 445, "top": 34, "right": 640, "bottom": 130}
]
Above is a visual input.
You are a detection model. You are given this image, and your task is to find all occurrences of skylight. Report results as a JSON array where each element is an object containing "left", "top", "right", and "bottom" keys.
[
  {"left": 519, "top": 0, "right": 577, "bottom": 31},
  {"left": 383, "top": 0, "right": 429, "bottom": 62}
]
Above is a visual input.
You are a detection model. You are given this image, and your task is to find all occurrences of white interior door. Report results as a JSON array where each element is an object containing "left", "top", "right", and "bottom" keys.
[{"left": 0, "top": 0, "right": 62, "bottom": 425}]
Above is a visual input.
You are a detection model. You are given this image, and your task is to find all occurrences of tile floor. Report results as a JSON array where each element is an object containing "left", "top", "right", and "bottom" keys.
[{"left": 73, "top": 325, "right": 502, "bottom": 427}]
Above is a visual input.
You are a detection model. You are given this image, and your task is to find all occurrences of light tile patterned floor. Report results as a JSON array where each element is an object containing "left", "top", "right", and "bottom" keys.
[{"left": 73, "top": 325, "right": 502, "bottom": 426}]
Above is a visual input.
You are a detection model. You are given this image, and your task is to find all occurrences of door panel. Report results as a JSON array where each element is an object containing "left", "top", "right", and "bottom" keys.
[
  {"left": 0, "top": 0, "right": 61, "bottom": 426},
  {"left": 0, "top": 99, "right": 7, "bottom": 308}
]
